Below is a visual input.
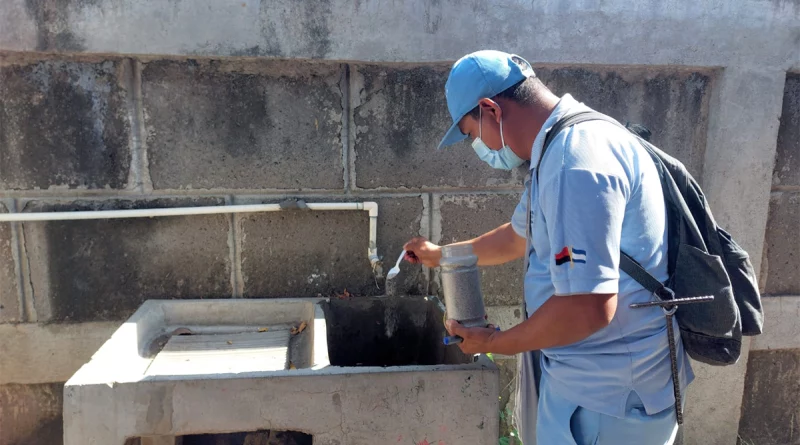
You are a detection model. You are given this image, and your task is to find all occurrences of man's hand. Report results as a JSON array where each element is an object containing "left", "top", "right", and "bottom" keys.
[
  {"left": 445, "top": 320, "right": 499, "bottom": 354},
  {"left": 403, "top": 237, "right": 442, "bottom": 268}
]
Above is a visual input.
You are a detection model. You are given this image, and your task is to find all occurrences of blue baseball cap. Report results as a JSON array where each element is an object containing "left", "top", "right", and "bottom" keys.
[{"left": 438, "top": 50, "right": 535, "bottom": 150}]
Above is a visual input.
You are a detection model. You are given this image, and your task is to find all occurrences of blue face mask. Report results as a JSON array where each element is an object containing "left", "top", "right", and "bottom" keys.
[{"left": 471, "top": 107, "right": 525, "bottom": 170}]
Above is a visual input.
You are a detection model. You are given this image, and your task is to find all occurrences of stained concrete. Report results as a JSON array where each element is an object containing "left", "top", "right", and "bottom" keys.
[
  {"left": 702, "top": 67, "right": 787, "bottom": 278},
  {"left": 486, "top": 306, "right": 524, "bottom": 335},
  {"left": 738, "top": 349, "right": 800, "bottom": 445},
  {"left": 240, "top": 206, "right": 371, "bottom": 299},
  {"left": 763, "top": 192, "right": 800, "bottom": 295},
  {"left": 127, "top": 431, "right": 312, "bottom": 445},
  {"left": 0, "top": 383, "right": 63, "bottom": 445},
  {"left": 240, "top": 196, "right": 425, "bottom": 298},
  {"left": 0, "top": 56, "right": 132, "bottom": 190},
  {"left": 4, "top": 0, "right": 798, "bottom": 69},
  {"left": 142, "top": 59, "right": 344, "bottom": 191},
  {"left": 0, "top": 203, "right": 20, "bottom": 323},
  {"left": 750, "top": 297, "right": 800, "bottom": 351},
  {"left": 322, "top": 297, "right": 470, "bottom": 367},
  {"left": 22, "top": 198, "right": 231, "bottom": 322},
  {"left": 368, "top": 196, "right": 428, "bottom": 296},
  {"left": 773, "top": 73, "right": 800, "bottom": 187},
  {"left": 0, "top": 321, "right": 118, "bottom": 385},
  {"left": 0, "top": 2, "right": 797, "bottom": 443},
  {"left": 687, "top": 68, "right": 787, "bottom": 445},
  {"left": 64, "top": 298, "right": 499, "bottom": 445},
  {"left": 437, "top": 194, "right": 524, "bottom": 306},
  {"left": 179, "top": 430, "right": 312, "bottom": 445},
  {"left": 536, "top": 66, "right": 713, "bottom": 180},
  {"left": 0, "top": 0, "right": 37, "bottom": 51},
  {"left": 352, "top": 64, "right": 525, "bottom": 190}
]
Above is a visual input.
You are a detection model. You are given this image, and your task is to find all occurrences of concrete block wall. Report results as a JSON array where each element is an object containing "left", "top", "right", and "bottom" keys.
[
  {"left": 1, "top": 1, "right": 799, "bottom": 444},
  {"left": 738, "top": 73, "right": 800, "bottom": 445}
]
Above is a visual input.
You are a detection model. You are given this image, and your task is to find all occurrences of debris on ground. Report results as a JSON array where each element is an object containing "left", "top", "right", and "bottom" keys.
[
  {"left": 290, "top": 321, "right": 307, "bottom": 335},
  {"left": 334, "top": 288, "right": 353, "bottom": 300}
]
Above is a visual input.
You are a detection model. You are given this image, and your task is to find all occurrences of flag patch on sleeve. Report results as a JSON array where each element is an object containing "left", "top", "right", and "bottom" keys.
[{"left": 555, "top": 246, "right": 587, "bottom": 266}]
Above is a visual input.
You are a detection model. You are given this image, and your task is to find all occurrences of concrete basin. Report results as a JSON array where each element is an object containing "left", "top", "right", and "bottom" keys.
[{"left": 64, "top": 297, "right": 500, "bottom": 445}]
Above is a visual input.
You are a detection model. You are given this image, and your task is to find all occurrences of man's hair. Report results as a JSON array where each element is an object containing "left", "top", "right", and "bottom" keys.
[{"left": 466, "top": 76, "right": 546, "bottom": 119}]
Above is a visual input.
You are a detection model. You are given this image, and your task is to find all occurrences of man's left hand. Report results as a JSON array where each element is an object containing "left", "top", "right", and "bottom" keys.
[{"left": 445, "top": 319, "right": 499, "bottom": 354}]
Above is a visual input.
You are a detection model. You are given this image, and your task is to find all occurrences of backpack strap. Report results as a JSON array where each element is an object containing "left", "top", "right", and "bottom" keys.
[
  {"left": 538, "top": 111, "right": 622, "bottom": 182},
  {"left": 537, "top": 110, "right": 692, "bottom": 424},
  {"left": 538, "top": 111, "right": 674, "bottom": 294}
]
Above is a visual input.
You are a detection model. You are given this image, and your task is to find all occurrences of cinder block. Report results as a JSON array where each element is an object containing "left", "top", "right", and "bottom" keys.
[
  {"left": 23, "top": 198, "right": 232, "bottom": 322},
  {"left": 486, "top": 305, "right": 524, "bottom": 332},
  {"left": 536, "top": 66, "right": 713, "bottom": 180},
  {"left": 773, "top": 73, "right": 800, "bottom": 187},
  {"left": 0, "top": 203, "right": 20, "bottom": 323},
  {"left": 750, "top": 296, "right": 800, "bottom": 351},
  {"left": 352, "top": 65, "right": 712, "bottom": 191},
  {"left": 0, "top": 383, "right": 63, "bottom": 445},
  {"left": 0, "top": 58, "right": 131, "bottom": 190},
  {"left": 738, "top": 350, "right": 800, "bottom": 445},
  {"left": 351, "top": 64, "right": 526, "bottom": 190},
  {"left": 241, "top": 197, "right": 426, "bottom": 298},
  {"left": 438, "top": 194, "right": 524, "bottom": 306},
  {"left": 142, "top": 59, "right": 345, "bottom": 190},
  {"left": 763, "top": 192, "right": 800, "bottom": 295},
  {"left": 371, "top": 196, "right": 428, "bottom": 296},
  {"left": 0, "top": 322, "right": 119, "bottom": 385}
]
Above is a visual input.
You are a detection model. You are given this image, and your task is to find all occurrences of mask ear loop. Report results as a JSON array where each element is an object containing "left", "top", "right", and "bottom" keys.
[
  {"left": 500, "top": 117, "right": 506, "bottom": 148},
  {"left": 478, "top": 106, "right": 483, "bottom": 140}
]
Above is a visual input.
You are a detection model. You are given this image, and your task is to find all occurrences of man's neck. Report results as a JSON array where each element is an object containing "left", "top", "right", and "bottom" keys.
[{"left": 515, "top": 93, "right": 560, "bottom": 160}]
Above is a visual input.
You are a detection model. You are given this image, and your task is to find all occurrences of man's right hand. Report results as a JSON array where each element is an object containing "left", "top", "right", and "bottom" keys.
[{"left": 403, "top": 237, "right": 442, "bottom": 268}]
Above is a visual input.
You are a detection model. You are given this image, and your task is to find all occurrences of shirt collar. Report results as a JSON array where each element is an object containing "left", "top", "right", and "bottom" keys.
[{"left": 528, "top": 94, "right": 588, "bottom": 171}]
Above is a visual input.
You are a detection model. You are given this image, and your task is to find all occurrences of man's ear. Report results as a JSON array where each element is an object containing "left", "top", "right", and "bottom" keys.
[{"left": 478, "top": 98, "right": 503, "bottom": 123}]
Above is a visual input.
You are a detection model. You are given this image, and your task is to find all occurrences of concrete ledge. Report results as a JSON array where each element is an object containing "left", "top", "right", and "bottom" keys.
[
  {"left": 0, "top": 322, "right": 118, "bottom": 384},
  {"left": 750, "top": 296, "right": 800, "bottom": 351},
  {"left": 1, "top": 0, "right": 798, "bottom": 68}
]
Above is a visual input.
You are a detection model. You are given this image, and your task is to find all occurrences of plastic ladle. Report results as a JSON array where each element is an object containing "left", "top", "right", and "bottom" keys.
[{"left": 386, "top": 250, "right": 406, "bottom": 280}]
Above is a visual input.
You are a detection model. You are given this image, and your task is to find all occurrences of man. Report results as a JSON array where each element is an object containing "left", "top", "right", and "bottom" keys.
[{"left": 403, "top": 50, "right": 693, "bottom": 444}]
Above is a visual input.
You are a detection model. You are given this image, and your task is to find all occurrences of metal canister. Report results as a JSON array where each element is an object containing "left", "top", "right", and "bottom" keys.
[{"left": 440, "top": 244, "right": 487, "bottom": 329}]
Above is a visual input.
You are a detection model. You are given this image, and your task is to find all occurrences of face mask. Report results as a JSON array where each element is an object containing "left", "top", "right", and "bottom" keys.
[{"left": 471, "top": 107, "right": 525, "bottom": 170}]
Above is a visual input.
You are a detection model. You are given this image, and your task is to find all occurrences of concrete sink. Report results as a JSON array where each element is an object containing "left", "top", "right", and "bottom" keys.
[{"left": 64, "top": 297, "right": 500, "bottom": 445}]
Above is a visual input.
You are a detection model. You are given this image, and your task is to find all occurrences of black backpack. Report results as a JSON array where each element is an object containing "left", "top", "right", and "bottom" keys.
[{"left": 539, "top": 110, "right": 764, "bottom": 423}]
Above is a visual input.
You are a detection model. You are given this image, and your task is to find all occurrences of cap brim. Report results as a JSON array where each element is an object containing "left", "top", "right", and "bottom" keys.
[{"left": 437, "top": 119, "right": 468, "bottom": 150}]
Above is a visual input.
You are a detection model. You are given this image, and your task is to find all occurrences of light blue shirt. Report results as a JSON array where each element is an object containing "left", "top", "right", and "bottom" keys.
[{"left": 510, "top": 94, "right": 694, "bottom": 418}]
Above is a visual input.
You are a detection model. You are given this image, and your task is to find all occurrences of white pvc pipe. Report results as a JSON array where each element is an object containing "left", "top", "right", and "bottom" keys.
[{"left": 0, "top": 201, "right": 383, "bottom": 273}]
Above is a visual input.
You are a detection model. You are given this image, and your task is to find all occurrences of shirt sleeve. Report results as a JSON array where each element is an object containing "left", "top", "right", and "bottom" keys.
[
  {"left": 539, "top": 167, "right": 628, "bottom": 296},
  {"left": 510, "top": 183, "right": 530, "bottom": 238}
]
